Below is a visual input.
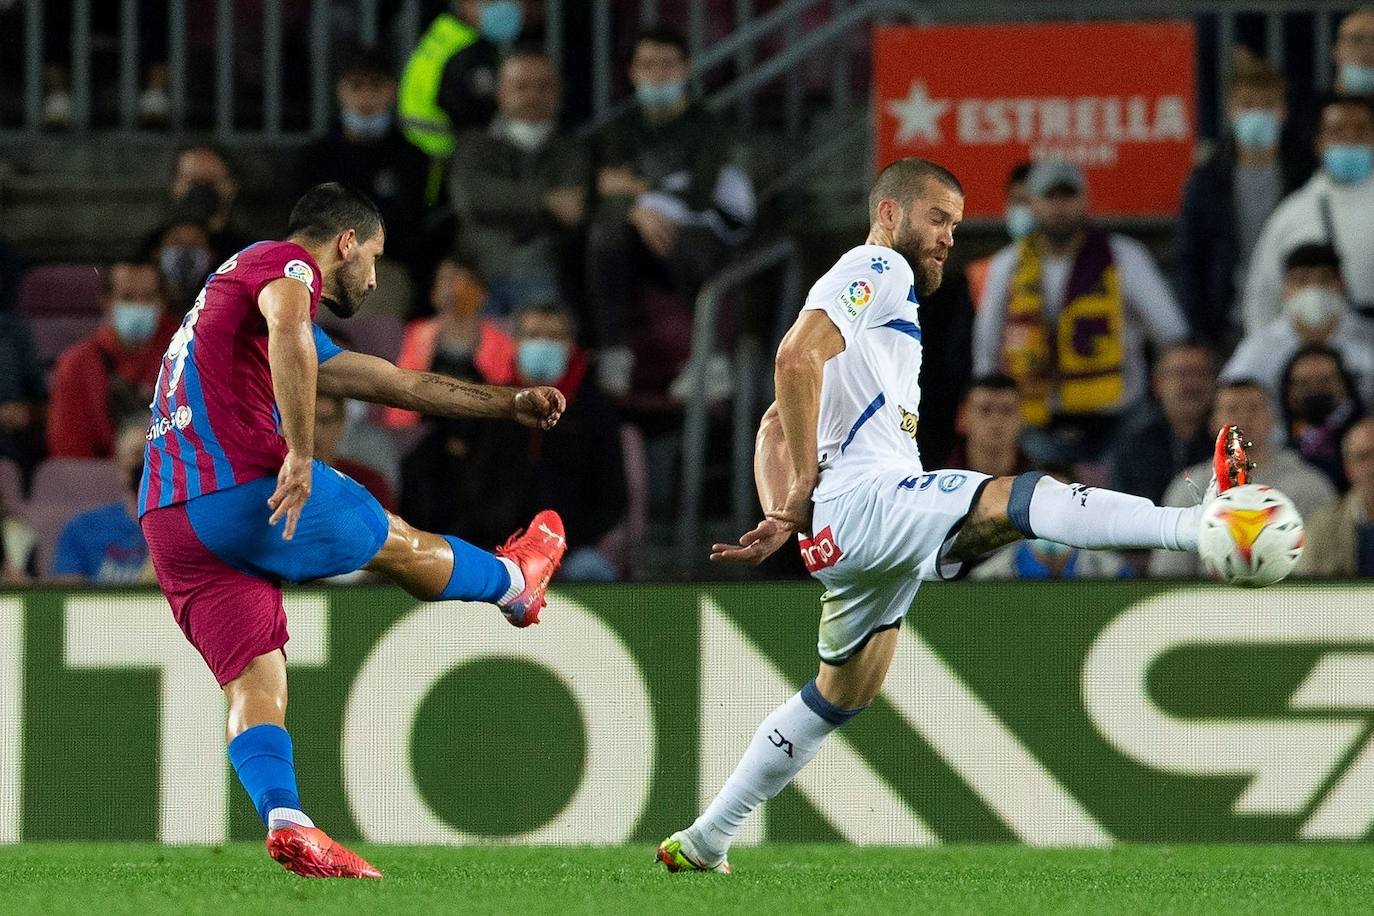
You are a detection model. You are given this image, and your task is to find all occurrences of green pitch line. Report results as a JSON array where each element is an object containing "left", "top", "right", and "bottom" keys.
[{"left": 2, "top": 844, "right": 1374, "bottom": 916}]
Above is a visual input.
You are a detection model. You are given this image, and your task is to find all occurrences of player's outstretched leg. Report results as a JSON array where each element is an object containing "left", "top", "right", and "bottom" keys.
[
  {"left": 365, "top": 510, "right": 567, "bottom": 627},
  {"left": 224, "top": 652, "right": 381, "bottom": 879},
  {"left": 659, "top": 629, "right": 897, "bottom": 874},
  {"left": 949, "top": 426, "right": 1253, "bottom": 562}
]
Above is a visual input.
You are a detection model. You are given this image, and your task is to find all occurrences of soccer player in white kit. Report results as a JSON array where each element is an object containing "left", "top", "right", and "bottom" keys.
[{"left": 657, "top": 157, "right": 1253, "bottom": 874}]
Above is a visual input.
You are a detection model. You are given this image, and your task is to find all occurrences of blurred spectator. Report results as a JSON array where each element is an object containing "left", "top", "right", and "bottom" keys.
[
  {"left": 51, "top": 419, "right": 153, "bottom": 584},
  {"left": 1175, "top": 57, "right": 1312, "bottom": 347},
  {"left": 450, "top": 47, "right": 589, "bottom": 318},
  {"left": 47, "top": 262, "right": 178, "bottom": 458},
  {"left": 399, "top": 0, "right": 533, "bottom": 160},
  {"left": 301, "top": 49, "right": 430, "bottom": 288},
  {"left": 315, "top": 392, "right": 395, "bottom": 512},
  {"left": 1149, "top": 379, "right": 1336, "bottom": 577},
  {"left": 1224, "top": 244, "right": 1374, "bottom": 405},
  {"left": 972, "top": 464, "right": 1130, "bottom": 580},
  {"left": 974, "top": 160, "right": 1187, "bottom": 465},
  {"left": 966, "top": 162, "right": 1033, "bottom": 307},
  {"left": 944, "top": 374, "right": 1031, "bottom": 477},
  {"left": 1109, "top": 340, "right": 1217, "bottom": 504},
  {"left": 0, "top": 485, "right": 36, "bottom": 584},
  {"left": 914, "top": 266, "right": 976, "bottom": 466},
  {"left": 587, "top": 26, "right": 755, "bottom": 396},
  {"left": 1242, "top": 96, "right": 1374, "bottom": 333},
  {"left": 1295, "top": 418, "right": 1374, "bottom": 577},
  {"left": 0, "top": 309, "right": 46, "bottom": 481},
  {"left": 145, "top": 219, "right": 214, "bottom": 314},
  {"left": 383, "top": 259, "right": 515, "bottom": 428},
  {"left": 401, "top": 303, "right": 627, "bottom": 580},
  {"left": 163, "top": 144, "right": 250, "bottom": 260},
  {"left": 33, "top": 2, "right": 169, "bottom": 129},
  {"left": 1280, "top": 344, "right": 1365, "bottom": 492},
  {"left": 1334, "top": 7, "right": 1374, "bottom": 97}
]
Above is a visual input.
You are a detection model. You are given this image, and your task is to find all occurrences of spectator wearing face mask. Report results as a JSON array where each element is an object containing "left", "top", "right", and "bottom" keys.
[
  {"left": 1241, "top": 96, "right": 1374, "bottom": 334},
  {"left": 383, "top": 258, "right": 515, "bottom": 428},
  {"left": 51, "top": 419, "right": 155, "bottom": 584},
  {"left": 302, "top": 50, "right": 430, "bottom": 290},
  {"left": 966, "top": 162, "right": 1033, "bottom": 308},
  {"left": 1295, "top": 418, "right": 1374, "bottom": 577},
  {"left": 47, "top": 262, "right": 178, "bottom": 459},
  {"left": 399, "top": 0, "right": 533, "bottom": 161},
  {"left": 1175, "top": 55, "right": 1313, "bottom": 348},
  {"left": 450, "top": 47, "right": 589, "bottom": 318},
  {"left": 1334, "top": 6, "right": 1374, "bottom": 98},
  {"left": 161, "top": 144, "right": 249, "bottom": 261},
  {"left": 1224, "top": 244, "right": 1374, "bottom": 408},
  {"left": 587, "top": 26, "right": 756, "bottom": 396},
  {"left": 1279, "top": 344, "right": 1366, "bottom": 492},
  {"left": 146, "top": 218, "right": 214, "bottom": 315}
]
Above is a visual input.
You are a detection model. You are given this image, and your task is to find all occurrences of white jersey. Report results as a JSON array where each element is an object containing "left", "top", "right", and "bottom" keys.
[{"left": 802, "top": 244, "right": 925, "bottom": 502}]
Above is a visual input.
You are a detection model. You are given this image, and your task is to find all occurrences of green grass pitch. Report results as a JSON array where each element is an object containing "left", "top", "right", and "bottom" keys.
[{"left": 3, "top": 844, "right": 1374, "bottom": 915}]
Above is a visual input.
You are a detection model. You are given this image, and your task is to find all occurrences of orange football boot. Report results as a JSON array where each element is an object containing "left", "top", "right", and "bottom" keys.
[
  {"left": 266, "top": 824, "right": 382, "bottom": 879},
  {"left": 495, "top": 509, "right": 567, "bottom": 627}
]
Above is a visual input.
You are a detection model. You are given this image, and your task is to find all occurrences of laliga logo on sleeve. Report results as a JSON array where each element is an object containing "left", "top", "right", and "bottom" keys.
[
  {"left": 837, "top": 278, "right": 875, "bottom": 321},
  {"left": 284, "top": 259, "right": 315, "bottom": 292}
]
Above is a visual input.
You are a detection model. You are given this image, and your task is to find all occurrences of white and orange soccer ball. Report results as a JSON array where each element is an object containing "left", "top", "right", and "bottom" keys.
[{"left": 1197, "top": 484, "right": 1305, "bottom": 587}]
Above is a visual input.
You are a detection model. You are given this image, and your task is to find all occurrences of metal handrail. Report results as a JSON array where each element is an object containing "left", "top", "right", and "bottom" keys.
[{"left": 676, "top": 238, "right": 802, "bottom": 571}]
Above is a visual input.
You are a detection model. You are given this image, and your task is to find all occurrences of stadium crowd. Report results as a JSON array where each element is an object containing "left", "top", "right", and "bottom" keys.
[{"left": 3, "top": 2, "right": 1374, "bottom": 583}]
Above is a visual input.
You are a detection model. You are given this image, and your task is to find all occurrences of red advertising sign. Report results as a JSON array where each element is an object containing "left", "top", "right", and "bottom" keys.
[{"left": 873, "top": 22, "right": 1196, "bottom": 218}]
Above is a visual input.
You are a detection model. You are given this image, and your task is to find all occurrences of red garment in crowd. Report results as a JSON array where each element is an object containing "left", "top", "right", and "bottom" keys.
[
  {"left": 382, "top": 318, "right": 516, "bottom": 428},
  {"left": 47, "top": 317, "right": 180, "bottom": 458}
]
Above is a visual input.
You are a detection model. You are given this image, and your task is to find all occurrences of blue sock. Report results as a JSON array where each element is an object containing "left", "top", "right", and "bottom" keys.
[
  {"left": 227, "top": 724, "right": 302, "bottom": 825},
  {"left": 440, "top": 534, "right": 511, "bottom": 603}
]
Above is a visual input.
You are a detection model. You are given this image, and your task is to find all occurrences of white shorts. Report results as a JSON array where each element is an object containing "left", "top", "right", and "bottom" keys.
[{"left": 802, "top": 468, "right": 992, "bottom": 664}]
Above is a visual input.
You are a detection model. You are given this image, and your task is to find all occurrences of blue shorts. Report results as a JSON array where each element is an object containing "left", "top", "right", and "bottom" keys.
[{"left": 184, "top": 460, "right": 390, "bottom": 583}]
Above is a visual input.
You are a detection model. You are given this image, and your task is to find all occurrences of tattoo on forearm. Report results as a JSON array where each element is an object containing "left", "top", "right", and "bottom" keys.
[{"left": 417, "top": 372, "right": 495, "bottom": 402}]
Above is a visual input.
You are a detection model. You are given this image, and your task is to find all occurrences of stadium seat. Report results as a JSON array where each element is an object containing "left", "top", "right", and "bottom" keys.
[
  {"left": 18, "top": 501, "right": 86, "bottom": 578},
  {"left": 29, "top": 458, "right": 123, "bottom": 509},
  {"left": 0, "top": 457, "right": 22, "bottom": 509},
  {"left": 29, "top": 314, "right": 104, "bottom": 366},
  {"left": 17, "top": 263, "right": 105, "bottom": 316}
]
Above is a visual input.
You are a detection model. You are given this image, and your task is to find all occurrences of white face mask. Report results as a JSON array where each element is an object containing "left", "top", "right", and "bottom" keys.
[
  {"left": 502, "top": 118, "right": 555, "bottom": 152},
  {"left": 1282, "top": 286, "right": 1347, "bottom": 329}
]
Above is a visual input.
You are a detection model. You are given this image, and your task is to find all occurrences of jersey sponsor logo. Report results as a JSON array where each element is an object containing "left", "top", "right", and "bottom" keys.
[
  {"left": 939, "top": 473, "right": 968, "bottom": 493},
  {"left": 837, "top": 278, "right": 875, "bottom": 321},
  {"left": 870, "top": 257, "right": 890, "bottom": 274},
  {"left": 145, "top": 405, "right": 194, "bottom": 441},
  {"left": 798, "top": 526, "right": 844, "bottom": 574},
  {"left": 284, "top": 259, "right": 316, "bottom": 292},
  {"left": 897, "top": 404, "right": 919, "bottom": 441}
]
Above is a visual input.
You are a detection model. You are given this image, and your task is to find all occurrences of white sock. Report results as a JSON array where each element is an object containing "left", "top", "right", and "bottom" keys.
[
  {"left": 687, "top": 683, "right": 859, "bottom": 863},
  {"left": 1027, "top": 476, "right": 1202, "bottom": 552},
  {"left": 266, "top": 807, "right": 314, "bottom": 830},
  {"left": 498, "top": 557, "right": 524, "bottom": 604}
]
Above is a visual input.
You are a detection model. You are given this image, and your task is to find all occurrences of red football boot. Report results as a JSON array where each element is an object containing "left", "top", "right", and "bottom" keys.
[
  {"left": 1211, "top": 424, "right": 1255, "bottom": 496},
  {"left": 495, "top": 509, "right": 567, "bottom": 627},
  {"left": 266, "top": 825, "right": 382, "bottom": 879}
]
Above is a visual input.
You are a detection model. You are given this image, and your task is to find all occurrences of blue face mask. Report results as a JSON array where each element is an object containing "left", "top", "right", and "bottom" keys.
[
  {"left": 111, "top": 301, "right": 160, "bottom": 345},
  {"left": 1004, "top": 203, "right": 1034, "bottom": 240},
  {"left": 635, "top": 80, "right": 687, "bottom": 112},
  {"left": 1340, "top": 62, "right": 1374, "bottom": 95},
  {"left": 479, "top": 0, "right": 523, "bottom": 45},
  {"left": 1324, "top": 144, "right": 1374, "bottom": 184},
  {"left": 517, "top": 339, "right": 570, "bottom": 383},
  {"left": 341, "top": 108, "right": 392, "bottom": 138},
  {"left": 1231, "top": 109, "right": 1281, "bottom": 150}
]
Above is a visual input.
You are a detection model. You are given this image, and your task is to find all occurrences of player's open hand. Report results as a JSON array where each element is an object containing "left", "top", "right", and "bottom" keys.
[
  {"left": 267, "top": 449, "right": 312, "bottom": 541},
  {"left": 710, "top": 517, "right": 796, "bottom": 566},
  {"left": 513, "top": 386, "right": 565, "bottom": 429}
]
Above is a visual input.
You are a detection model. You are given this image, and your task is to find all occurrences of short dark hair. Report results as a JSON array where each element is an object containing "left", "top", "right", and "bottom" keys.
[
  {"left": 1217, "top": 378, "right": 1267, "bottom": 397},
  {"left": 338, "top": 47, "right": 395, "bottom": 82},
  {"left": 171, "top": 142, "right": 236, "bottom": 179},
  {"left": 1284, "top": 242, "right": 1342, "bottom": 274},
  {"left": 514, "top": 301, "right": 578, "bottom": 339},
  {"left": 1006, "top": 161, "right": 1033, "bottom": 189},
  {"left": 102, "top": 260, "right": 159, "bottom": 295},
  {"left": 869, "top": 158, "right": 964, "bottom": 223},
  {"left": 633, "top": 26, "right": 690, "bottom": 60},
  {"left": 1160, "top": 336, "right": 1218, "bottom": 366},
  {"left": 1279, "top": 343, "right": 1360, "bottom": 419},
  {"left": 287, "top": 182, "right": 384, "bottom": 244},
  {"left": 1320, "top": 93, "right": 1374, "bottom": 123},
  {"left": 965, "top": 373, "right": 1019, "bottom": 398}
]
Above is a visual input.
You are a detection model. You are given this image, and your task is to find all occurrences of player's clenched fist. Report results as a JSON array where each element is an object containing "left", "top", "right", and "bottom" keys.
[
  {"left": 513, "top": 386, "right": 566, "bottom": 430},
  {"left": 267, "top": 449, "right": 313, "bottom": 541}
]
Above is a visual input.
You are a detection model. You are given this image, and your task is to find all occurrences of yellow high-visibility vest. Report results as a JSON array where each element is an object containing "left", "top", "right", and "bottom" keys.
[{"left": 398, "top": 13, "right": 479, "bottom": 159}]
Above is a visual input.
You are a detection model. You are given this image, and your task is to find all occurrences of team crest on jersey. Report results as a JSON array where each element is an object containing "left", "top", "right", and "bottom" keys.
[
  {"left": 284, "top": 259, "right": 315, "bottom": 292},
  {"left": 837, "top": 278, "right": 875, "bottom": 321},
  {"left": 938, "top": 473, "right": 968, "bottom": 493},
  {"left": 897, "top": 404, "right": 918, "bottom": 441}
]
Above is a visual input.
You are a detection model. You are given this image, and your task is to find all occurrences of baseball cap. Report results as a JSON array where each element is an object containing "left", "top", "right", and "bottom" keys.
[{"left": 1027, "top": 160, "right": 1085, "bottom": 197}]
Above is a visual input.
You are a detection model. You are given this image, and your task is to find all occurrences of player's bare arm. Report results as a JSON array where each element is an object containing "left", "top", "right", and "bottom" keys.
[
  {"left": 259, "top": 277, "right": 317, "bottom": 540},
  {"left": 317, "top": 348, "right": 565, "bottom": 429},
  {"left": 712, "top": 310, "right": 844, "bottom": 565}
]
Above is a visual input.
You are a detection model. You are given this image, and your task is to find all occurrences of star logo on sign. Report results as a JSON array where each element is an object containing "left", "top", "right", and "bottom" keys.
[{"left": 886, "top": 81, "right": 949, "bottom": 145}]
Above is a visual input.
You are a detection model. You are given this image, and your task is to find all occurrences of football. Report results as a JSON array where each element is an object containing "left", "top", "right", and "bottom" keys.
[{"left": 1197, "top": 484, "right": 1306, "bottom": 587}]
